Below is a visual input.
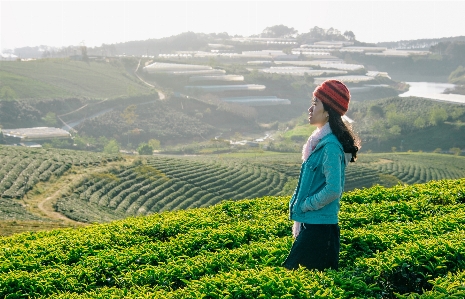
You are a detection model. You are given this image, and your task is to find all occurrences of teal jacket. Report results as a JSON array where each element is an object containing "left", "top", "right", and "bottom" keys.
[{"left": 288, "top": 133, "right": 346, "bottom": 224}]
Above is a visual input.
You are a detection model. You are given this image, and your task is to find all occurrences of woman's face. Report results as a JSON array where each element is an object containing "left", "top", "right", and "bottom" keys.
[{"left": 308, "top": 97, "right": 329, "bottom": 128}]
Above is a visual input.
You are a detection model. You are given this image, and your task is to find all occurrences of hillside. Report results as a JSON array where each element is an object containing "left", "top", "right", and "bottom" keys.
[
  {"left": 1, "top": 179, "right": 464, "bottom": 298},
  {"left": 348, "top": 96, "right": 465, "bottom": 152},
  {"left": 2, "top": 145, "right": 465, "bottom": 233},
  {"left": 0, "top": 58, "right": 151, "bottom": 100}
]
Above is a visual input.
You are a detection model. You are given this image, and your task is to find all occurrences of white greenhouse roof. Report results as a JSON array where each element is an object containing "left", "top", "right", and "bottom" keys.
[
  {"left": 314, "top": 41, "right": 354, "bottom": 46},
  {"left": 189, "top": 75, "right": 244, "bottom": 82},
  {"left": 247, "top": 61, "right": 273, "bottom": 65},
  {"left": 314, "top": 75, "right": 376, "bottom": 85},
  {"left": 365, "top": 49, "right": 430, "bottom": 57},
  {"left": 221, "top": 96, "right": 290, "bottom": 106},
  {"left": 164, "top": 69, "right": 226, "bottom": 75},
  {"left": 185, "top": 84, "right": 266, "bottom": 92},
  {"left": 144, "top": 62, "right": 212, "bottom": 72},
  {"left": 260, "top": 68, "right": 347, "bottom": 77},
  {"left": 3, "top": 127, "right": 71, "bottom": 140},
  {"left": 320, "top": 63, "right": 365, "bottom": 71}
]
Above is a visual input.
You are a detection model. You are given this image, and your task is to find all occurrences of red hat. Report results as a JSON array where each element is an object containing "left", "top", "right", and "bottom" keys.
[{"left": 313, "top": 79, "right": 350, "bottom": 116}]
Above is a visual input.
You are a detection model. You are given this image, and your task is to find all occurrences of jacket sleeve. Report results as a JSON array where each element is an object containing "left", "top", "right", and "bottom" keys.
[{"left": 301, "top": 143, "right": 343, "bottom": 212}]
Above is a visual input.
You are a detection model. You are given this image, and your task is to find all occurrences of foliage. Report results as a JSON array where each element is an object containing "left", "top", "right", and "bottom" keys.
[
  {"left": 148, "top": 139, "right": 161, "bottom": 150},
  {"left": 103, "top": 140, "right": 120, "bottom": 154},
  {"left": 1, "top": 179, "right": 465, "bottom": 298},
  {"left": 137, "top": 143, "right": 154, "bottom": 155},
  {"left": 121, "top": 105, "right": 137, "bottom": 125},
  {"left": 448, "top": 65, "right": 465, "bottom": 84},
  {"left": 350, "top": 96, "right": 465, "bottom": 151},
  {"left": 0, "top": 85, "right": 17, "bottom": 101},
  {"left": 42, "top": 112, "right": 57, "bottom": 126},
  {"left": 261, "top": 24, "right": 297, "bottom": 38},
  {"left": 0, "top": 145, "right": 121, "bottom": 200}
]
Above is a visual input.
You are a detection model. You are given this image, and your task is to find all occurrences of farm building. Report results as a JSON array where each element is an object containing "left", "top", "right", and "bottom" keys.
[{"left": 2, "top": 127, "right": 71, "bottom": 145}]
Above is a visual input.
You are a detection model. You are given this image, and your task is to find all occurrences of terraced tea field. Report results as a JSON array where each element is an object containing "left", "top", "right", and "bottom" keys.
[
  {"left": 56, "top": 157, "right": 288, "bottom": 222},
  {"left": 1, "top": 179, "right": 464, "bottom": 298},
  {"left": 2, "top": 145, "right": 465, "bottom": 228},
  {"left": 0, "top": 146, "right": 121, "bottom": 200}
]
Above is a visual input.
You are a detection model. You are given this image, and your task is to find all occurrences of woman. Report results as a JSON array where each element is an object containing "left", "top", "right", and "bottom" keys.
[{"left": 283, "top": 79, "right": 360, "bottom": 271}]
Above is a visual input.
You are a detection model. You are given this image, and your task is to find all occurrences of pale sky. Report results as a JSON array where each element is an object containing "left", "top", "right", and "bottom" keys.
[{"left": 1, "top": 0, "right": 465, "bottom": 51}]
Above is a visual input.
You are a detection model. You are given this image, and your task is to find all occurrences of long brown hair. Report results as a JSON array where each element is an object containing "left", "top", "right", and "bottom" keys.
[{"left": 322, "top": 102, "right": 361, "bottom": 162}]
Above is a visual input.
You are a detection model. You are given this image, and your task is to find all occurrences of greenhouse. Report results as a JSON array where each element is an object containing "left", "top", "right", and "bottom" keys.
[
  {"left": 144, "top": 62, "right": 212, "bottom": 73},
  {"left": 185, "top": 84, "right": 266, "bottom": 92},
  {"left": 189, "top": 75, "right": 244, "bottom": 82},
  {"left": 314, "top": 75, "right": 376, "bottom": 85},
  {"left": 260, "top": 67, "right": 347, "bottom": 76},
  {"left": 2, "top": 127, "right": 71, "bottom": 143},
  {"left": 320, "top": 63, "right": 365, "bottom": 71},
  {"left": 221, "top": 96, "right": 290, "bottom": 106}
]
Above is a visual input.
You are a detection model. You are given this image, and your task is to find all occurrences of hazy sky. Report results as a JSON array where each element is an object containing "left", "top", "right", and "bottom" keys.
[{"left": 1, "top": 0, "right": 465, "bottom": 51}]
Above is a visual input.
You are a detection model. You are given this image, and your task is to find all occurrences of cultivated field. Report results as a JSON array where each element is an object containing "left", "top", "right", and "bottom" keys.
[
  {"left": 2, "top": 146, "right": 465, "bottom": 228},
  {"left": 0, "top": 59, "right": 151, "bottom": 99},
  {"left": 1, "top": 179, "right": 464, "bottom": 298}
]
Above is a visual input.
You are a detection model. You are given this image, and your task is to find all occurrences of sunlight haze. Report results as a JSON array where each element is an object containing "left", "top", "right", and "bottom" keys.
[{"left": 2, "top": 0, "right": 465, "bottom": 50}]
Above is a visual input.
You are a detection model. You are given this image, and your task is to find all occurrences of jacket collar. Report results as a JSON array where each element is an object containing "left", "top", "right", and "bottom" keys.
[{"left": 312, "top": 133, "right": 343, "bottom": 153}]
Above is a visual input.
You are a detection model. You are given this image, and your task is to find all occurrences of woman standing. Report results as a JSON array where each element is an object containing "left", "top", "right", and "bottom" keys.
[{"left": 283, "top": 79, "right": 360, "bottom": 271}]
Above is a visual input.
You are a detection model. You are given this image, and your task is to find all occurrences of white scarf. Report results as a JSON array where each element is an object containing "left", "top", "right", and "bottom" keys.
[
  {"left": 293, "top": 122, "right": 332, "bottom": 238},
  {"left": 301, "top": 122, "right": 332, "bottom": 162}
]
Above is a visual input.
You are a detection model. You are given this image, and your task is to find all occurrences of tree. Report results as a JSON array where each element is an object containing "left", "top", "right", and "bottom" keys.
[
  {"left": 137, "top": 143, "right": 154, "bottom": 155},
  {"left": 261, "top": 25, "right": 297, "bottom": 38},
  {"left": 429, "top": 107, "right": 448, "bottom": 125},
  {"left": 42, "top": 112, "right": 57, "bottom": 126},
  {"left": 104, "top": 140, "right": 120, "bottom": 154},
  {"left": 148, "top": 138, "right": 161, "bottom": 150},
  {"left": 368, "top": 105, "right": 384, "bottom": 118},
  {"left": 449, "top": 147, "right": 461, "bottom": 156},
  {"left": 343, "top": 31, "right": 356, "bottom": 41},
  {"left": 413, "top": 117, "right": 426, "bottom": 128},
  {"left": 0, "top": 86, "right": 17, "bottom": 101},
  {"left": 80, "top": 41, "right": 89, "bottom": 63},
  {"left": 308, "top": 26, "right": 326, "bottom": 40},
  {"left": 389, "top": 125, "right": 402, "bottom": 136},
  {"left": 121, "top": 105, "right": 137, "bottom": 125}
]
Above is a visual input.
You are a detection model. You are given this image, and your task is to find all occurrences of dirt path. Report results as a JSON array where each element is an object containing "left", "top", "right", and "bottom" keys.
[
  {"left": 134, "top": 59, "right": 166, "bottom": 100},
  {"left": 25, "top": 158, "right": 135, "bottom": 225}
]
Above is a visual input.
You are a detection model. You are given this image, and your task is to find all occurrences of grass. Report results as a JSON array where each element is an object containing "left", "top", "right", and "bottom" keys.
[
  {"left": 0, "top": 58, "right": 151, "bottom": 99},
  {"left": 283, "top": 124, "right": 316, "bottom": 139}
]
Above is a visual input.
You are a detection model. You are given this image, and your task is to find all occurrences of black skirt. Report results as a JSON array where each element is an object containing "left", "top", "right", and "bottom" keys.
[{"left": 282, "top": 223, "right": 340, "bottom": 271}]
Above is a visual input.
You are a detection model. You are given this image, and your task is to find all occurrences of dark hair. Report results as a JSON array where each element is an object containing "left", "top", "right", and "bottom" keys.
[{"left": 322, "top": 102, "right": 361, "bottom": 162}]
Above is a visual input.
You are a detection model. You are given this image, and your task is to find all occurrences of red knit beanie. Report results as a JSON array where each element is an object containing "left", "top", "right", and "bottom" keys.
[{"left": 313, "top": 79, "right": 350, "bottom": 116}]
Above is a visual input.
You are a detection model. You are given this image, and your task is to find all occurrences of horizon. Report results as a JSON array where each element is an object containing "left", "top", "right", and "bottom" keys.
[{"left": 2, "top": 0, "right": 465, "bottom": 51}]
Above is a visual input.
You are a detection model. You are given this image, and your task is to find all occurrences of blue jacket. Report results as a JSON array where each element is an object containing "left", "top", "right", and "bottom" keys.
[{"left": 288, "top": 133, "right": 346, "bottom": 224}]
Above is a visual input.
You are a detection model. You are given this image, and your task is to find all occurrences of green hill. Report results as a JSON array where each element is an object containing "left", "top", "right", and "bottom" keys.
[
  {"left": 2, "top": 145, "right": 465, "bottom": 228},
  {"left": 1, "top": 179, "right": 465, "bottom": 298},
  {"left": 0, "top": 58, "right": 151, "bottom": 99},
  {"left": 348, "top": 96, "right": 465, "bottom": 152}
]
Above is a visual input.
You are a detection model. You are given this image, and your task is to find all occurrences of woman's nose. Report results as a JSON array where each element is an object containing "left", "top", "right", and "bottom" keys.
[{"left": 308, "top": 106, "right": 313, "bottom": 112}]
